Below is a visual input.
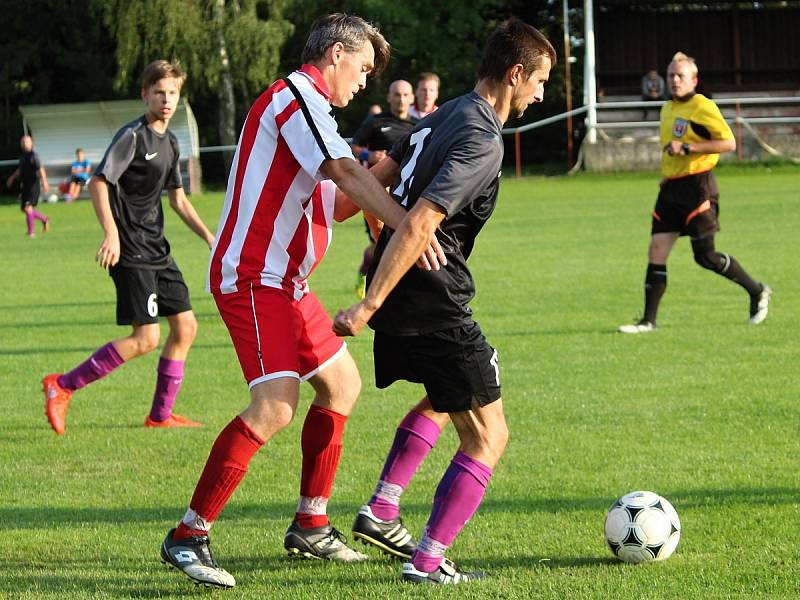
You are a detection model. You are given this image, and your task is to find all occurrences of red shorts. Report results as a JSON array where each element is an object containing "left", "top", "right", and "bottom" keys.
[{"left": 213, "top": 285, "right": 346, "bottom": 388}]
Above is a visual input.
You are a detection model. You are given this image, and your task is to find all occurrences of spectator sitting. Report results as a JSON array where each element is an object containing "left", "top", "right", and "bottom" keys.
[{"left": 65, "top": 148, "right": 91, "bottom": 202}]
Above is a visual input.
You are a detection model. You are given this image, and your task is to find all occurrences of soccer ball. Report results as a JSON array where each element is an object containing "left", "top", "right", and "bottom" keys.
[
  {"left": 604, "top": 490, "right": 681, "bottom": 563},
  {"left": 45, "top": 193, "right": 59, "bottom": 203}
]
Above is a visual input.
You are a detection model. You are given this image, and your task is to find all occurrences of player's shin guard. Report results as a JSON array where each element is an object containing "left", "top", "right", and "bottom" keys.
[
  {"left": 643, "top": 263, "right": 667, "bottom": 325},
  {"left": 295, "top": 405, "right": 347, "bottom": 528},
  {"left": 180, "top": 416, "right": 264, "bottom": 535},
  {"left": 369, "top": 410, "right": 443, "bottom": 520},
  {"left": 412, "top": 451, "right": 492, "bottom": 573},
  {"left": 58, "top": 342, "right": 125, "bottom": 392}
]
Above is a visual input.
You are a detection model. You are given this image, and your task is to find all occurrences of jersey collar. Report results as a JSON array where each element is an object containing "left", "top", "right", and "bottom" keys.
[{"left": 297, "top": 64, "right": 332, "bottom": 101}]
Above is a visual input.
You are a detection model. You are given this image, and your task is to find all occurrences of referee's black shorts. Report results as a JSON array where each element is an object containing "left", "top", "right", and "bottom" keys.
[
  {"left": 651, "top": 170, "right": 720, "bottom": 238},
  {"left": 373, "top": 321, "right": 501, "bottom": 413}
]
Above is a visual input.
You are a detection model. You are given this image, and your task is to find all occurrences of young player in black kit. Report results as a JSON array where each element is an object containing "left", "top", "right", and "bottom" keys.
[{"left": 41, "top": 60, "right": 215, "bottom": 434}]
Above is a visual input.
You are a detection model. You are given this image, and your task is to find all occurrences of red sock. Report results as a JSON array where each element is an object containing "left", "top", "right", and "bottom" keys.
[
  {"left": 187, "top": 416, "right": 264, "bottom": 525},
  {"left": 295, "top": 405, "right": 347, "bottom": 529},
  {"left": 173, "top": 521, "right": 208, "bottom": 540}
]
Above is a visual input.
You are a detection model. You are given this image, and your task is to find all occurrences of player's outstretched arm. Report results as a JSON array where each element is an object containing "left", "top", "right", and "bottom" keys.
[
  {"left": 332, "top": 155, "right": 401, "bottom": 222},
  {"left": 333, "top": 198, "right": 445, "bottom": 337},
  {"left": 321, "top": 157, "right": 407, "bottom": 230},
  {"left": 168, "top": 188, "right": 215, "bottom": 248},
  {"left": 89, "top": 175, "right": 120, "bottom": 269}
]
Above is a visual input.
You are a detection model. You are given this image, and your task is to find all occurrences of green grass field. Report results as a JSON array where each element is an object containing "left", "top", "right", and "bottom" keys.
[{"left": 1, "top": 165, "right": 798, "bottom": 599}]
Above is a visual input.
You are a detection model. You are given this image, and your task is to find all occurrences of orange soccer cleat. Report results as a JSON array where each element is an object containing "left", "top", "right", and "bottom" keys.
[
  {"left": 42, "top": 374, "right": 73, "bottom": 435},
  {"left": 144, "top": 414, "right": 203, "bottom": 428}
]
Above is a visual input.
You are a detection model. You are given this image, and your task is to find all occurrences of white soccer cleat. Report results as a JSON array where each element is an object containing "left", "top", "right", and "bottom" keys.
[
  {"left": 618, "top": 320, "right": 656, "bottom": 334},
  {"left": 748, "top": 284, "right": 772, "bottom": 325}
]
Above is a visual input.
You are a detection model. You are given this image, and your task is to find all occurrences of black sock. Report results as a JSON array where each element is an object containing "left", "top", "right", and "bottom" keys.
[
  {"left": 643, "top": 263, "right": 667, "bottom": 325},
  {"left": 720, "top": 256, "right": 763, "bottom": 297}
]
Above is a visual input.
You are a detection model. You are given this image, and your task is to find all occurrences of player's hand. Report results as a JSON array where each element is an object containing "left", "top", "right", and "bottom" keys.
[
  {"left": 96, "top": 234, "right": 120, "bottom": 269},
  {"left": 663, "top": 140, "right": 683, "bottom": 156},
  {"left": 415, "top": 235, "right": 447, "bottom": 271},
  {"left": 370, "top": 150, "right": 387, "bottom": 165},
  {"left": 333, "top": 302, "right": 373, "bottom": 337}
]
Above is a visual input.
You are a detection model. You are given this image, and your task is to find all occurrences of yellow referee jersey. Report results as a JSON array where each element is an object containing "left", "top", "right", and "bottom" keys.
[{"left": 659, "top": 93, "right": 734, "bottom": 179}]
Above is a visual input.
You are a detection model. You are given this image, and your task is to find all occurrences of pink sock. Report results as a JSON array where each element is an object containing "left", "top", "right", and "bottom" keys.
[
  {"left": 58, "top": 343, "right": 125, "bottom": 391},
  {"left": 32, "top": 209, "right": 48, "bottom": 224},
  {"left": 369, "top": 410, "right": 442, "bottom": 520},
  {"left": 412, "top": 451, "right": 493, "bottom": 573},
  {"left": 149, "top": 357, "right": 185, "bottom": 422},
  {"left": 25, "top": 211, "right": 35, "bottom": 235}
]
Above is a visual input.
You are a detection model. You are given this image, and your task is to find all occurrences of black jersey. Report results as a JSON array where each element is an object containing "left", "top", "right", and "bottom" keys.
[
  {"left": 94, "top": 116, "right": 183, "bottom": 269},
  {"left": 368, "top": 91, "right": 504, "bottom": 335},
  {"left": 351, "top": 111, "right": 418, "bottom": 152},
  {"left": 18, "top": 151, "right": 41, "bottom": 185}
]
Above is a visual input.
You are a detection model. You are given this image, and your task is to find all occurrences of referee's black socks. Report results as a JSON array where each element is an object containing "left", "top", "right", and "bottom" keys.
[{"left": 643, "top": 263, "right": 667, "bottom": 325}]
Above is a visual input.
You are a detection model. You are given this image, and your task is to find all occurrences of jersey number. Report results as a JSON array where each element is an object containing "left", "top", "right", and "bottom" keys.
[
  {"left": 147, "top": 293, "right": 158, "bottom": 318},
  {"left": 392, "top": 127, "right": 431, "bottom": 206}
]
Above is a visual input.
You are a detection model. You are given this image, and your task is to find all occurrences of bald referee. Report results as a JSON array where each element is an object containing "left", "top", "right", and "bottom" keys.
[{"left": 619, "top": 51, "right": 771, "bottom": 334}]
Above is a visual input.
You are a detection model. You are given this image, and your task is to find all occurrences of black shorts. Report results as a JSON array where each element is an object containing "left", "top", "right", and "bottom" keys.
[
  {"left": 20, "top": 182, "right": 40, "bottom": 208},
  {"left": 109, "top": 262, "right": 192, "bottom": 326},
  {"left": 70, "top": 175, "right": 88, "bottom": 185},
  {"left": 651, "top": 171, "right": 720, "bottom": 238},
  {"left": 373, "top": 321, "right": 502, "bottom": 413}
]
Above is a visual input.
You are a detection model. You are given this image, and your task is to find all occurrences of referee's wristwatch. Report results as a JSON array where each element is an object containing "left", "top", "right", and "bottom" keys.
[{"left": 681, "top": 143, "right": 691, "bottom": 155}]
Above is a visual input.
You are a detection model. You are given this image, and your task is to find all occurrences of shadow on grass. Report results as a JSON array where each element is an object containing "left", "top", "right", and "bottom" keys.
[{"left": 3, "top": 486, "right": 797, "bottom": 531}]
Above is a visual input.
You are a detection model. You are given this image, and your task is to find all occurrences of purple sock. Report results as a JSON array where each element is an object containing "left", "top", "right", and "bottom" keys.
[
  {"left": 369, "top": 411, "right": 442, "bottom": 520},
  {"left": 32, "top": 209, "right": 48, "bottom": 224},
  {"left": 412, "top": 451, "right": 493, "bottom": 573},
  {"left": 25, "top": 211, "right": 35, "bottom": 235},
  {"left": 58, "top": 342, "right": 125, "bottom": 392},
  {"left": 149, "top": 357, "right": 185, "bottom": 422}
]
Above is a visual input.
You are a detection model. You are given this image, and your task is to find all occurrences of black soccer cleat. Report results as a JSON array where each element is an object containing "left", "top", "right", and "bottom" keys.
[
  {"left": 352, "top": 505, "right": 417, "bottom": 559},
  {"left": 402, "top": 557, "right": 487, "bottom": 585},
  {"left": 284, "top": 522, "right": 368, "bottom": 561},
  {"left": 160, "top": 528, "right": 235, "bottom": 589}
]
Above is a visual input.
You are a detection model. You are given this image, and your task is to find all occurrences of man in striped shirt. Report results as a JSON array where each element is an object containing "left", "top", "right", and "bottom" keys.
[{"left": 160, "top": 13, "right": 442, "bottom": 589}]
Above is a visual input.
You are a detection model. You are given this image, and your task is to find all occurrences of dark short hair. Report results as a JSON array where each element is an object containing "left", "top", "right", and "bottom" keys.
[
  {"left": 477, "top": 19, "right": 556, "bottom": 82},
  {"left": 141, "top": 60, "right": 186, "bottom": 90},
  {"left": 301, "top": 13, "right": 390, "bottom": 76}
]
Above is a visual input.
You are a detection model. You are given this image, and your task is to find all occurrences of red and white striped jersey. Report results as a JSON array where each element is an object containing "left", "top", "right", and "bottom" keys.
[{"left": 208, "top": 65, "right": 353, "bottom": 299}]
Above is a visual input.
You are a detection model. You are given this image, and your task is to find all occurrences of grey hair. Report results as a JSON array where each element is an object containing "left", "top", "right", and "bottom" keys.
[{"left": 301, "top": 13, "right": 390, "bottom": 75}]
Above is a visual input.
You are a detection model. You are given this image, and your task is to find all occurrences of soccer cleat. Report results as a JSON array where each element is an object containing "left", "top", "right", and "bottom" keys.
[
  {"left": 352, "top": 505, "right": 416, "bottom": 559},
  {"left": 43, "top": 219, "right": 50, "bottom": 233},
  {"left": 144, "top": 414, "right": 203, "bottom": 428},
  {"left": 748, "top": 284, "right": 772, "bottom": 325},
  {"left": 160, "top": 528, "right": 235, "bottom": 589},
  {"left": 618, "top": 320, "right": 656, "bottom": 334},
  {"left": 355, "top": 273, "right": 367, "bottom": 299},
  {"left": 402, "top": 557, "right": 487, "bottom": 585},
  {"left": 284, "top": 522, "right": 369, "bottom": 562},
  {"left": 42, "top": 374, "right": 73, "bottom": 435}
]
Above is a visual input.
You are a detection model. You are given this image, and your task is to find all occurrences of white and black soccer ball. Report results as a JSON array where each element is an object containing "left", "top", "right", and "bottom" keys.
[
  {"left": 45, "top": 192, "right": 59, "bottom": 203},
  {"left": 604, "top": 490, "right": 681, "bottom": 563}
]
